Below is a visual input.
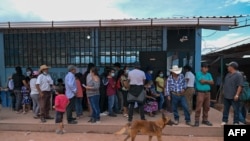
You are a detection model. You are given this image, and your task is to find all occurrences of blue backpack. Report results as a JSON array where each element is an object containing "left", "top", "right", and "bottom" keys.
[{"left": 240, "top": 81, "right": 250, "bottom": 101}]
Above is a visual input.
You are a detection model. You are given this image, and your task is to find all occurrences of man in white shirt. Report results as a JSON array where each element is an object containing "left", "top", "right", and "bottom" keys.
[
  {"left": 36, "top": 65, "right": 54, "bottom": 123},
  {"left": 183, "top": 65, "right": 195, "bottom": 114},
  {"left": 127, "top": 62, "right": 146, "bottom": 122}
]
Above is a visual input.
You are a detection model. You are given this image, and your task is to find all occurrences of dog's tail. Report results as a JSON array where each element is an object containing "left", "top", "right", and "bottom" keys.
[{"left": 114, "top": 123, "right": 131, "bottom": 135}]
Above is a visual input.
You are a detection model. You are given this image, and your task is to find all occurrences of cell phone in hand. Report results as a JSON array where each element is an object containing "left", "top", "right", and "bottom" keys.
[{"left": 82, "top": 84, "right": 86, "bottom": 87}]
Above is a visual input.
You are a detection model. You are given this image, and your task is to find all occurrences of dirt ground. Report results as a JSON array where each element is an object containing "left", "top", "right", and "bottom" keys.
[{"left": 0, "top": 131, "right": 223, "bottom": 141}]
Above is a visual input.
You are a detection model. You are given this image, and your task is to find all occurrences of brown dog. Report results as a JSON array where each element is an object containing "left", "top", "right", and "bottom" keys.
[{"left": 114, "top": 113, "right": 174, "bottom": 141}]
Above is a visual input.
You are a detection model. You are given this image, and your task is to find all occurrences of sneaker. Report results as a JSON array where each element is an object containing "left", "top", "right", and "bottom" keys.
[
  {"left": 62, "top": 129, "right": 66, "bottom": 133},
  {"left": 114, "top": 111, "right": 122, "bottom": 114},
  {"left": 194, "top": 121, "right": 199, "bottom": 127},
  {"left": 33, "top": 115, "right": 39, "bottom": 119},
  {"left": 186, "top": 121, "right": 193, "bottom": 126},
  {"left": 202, "top": 121, "right": 213, "bottom": 126},
  {"left": 55, "top": 129, "right": 63, "bottom": 134},
  {"left": 16, "top": 111, "right": 22, "bottom": 114},
  {"left": 221, "top": 122, "right": 227, "bottom": 126},
  {"left": 45, "top": 116, "right": 54, "bottom": 120},
  {"left": 173, "top": 120, "right": 179, "bottom": 125},
  {"left": 41, "top": 118, "right": 46, "bottom": 123},
  {"left": 68, "top": 120, "right": 77, "bottom": 124},
  {"left": 100, "top": 112, "right": 107, "bottom": 116},
  {"left": 108, "top": 113, "right": 117, "bottom": 117}
]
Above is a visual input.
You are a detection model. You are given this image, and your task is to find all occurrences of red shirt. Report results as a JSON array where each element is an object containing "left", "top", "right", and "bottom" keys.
[
  {"left": 55, "top": 94, "right": 69, "bottom": 112},
  {"left": 76, "top": 79, "right": 83, "bottom": 98},
  {"left": 106, "top": 77, "right": 116, "bottom": 96}
]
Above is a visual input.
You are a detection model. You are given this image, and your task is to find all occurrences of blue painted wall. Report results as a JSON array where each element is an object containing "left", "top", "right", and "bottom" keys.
[
  {"left": 0, "top": 33, "right": 5, "bottom": 87},
  {"left": 195, "top": 28, "right": 202, "bottom": 73}
]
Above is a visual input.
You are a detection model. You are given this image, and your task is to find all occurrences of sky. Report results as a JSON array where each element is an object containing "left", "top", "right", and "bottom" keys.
[{"left": 0, "top": 0, "right": 250, "bottom": 54}]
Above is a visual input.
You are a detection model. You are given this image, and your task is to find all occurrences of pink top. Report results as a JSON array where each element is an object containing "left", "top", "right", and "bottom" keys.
[
  {"left": 106, "top": 77, "right": 116, "bottom": 96},
  {"left": 55, "top": 95, "right": 69, "bottom": 112},
  {"left": 76, "top": 79, "right": 83, "bottom": 98}
]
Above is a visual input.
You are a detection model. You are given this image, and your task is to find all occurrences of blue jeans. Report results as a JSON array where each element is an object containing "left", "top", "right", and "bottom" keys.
[
  {"left": 108, "top": 95, "right": 115, "bottom": 114},
  {"left": 171, "top": 94, "right": 191, "bottom": 122},
  {"left": 239, "top": 101, "right": 246, "bottom": 124},
  {"left": 108, "top": 94, "right": 119, "bottom": 114},
  {"left": 157, "top": 91, "right": 165, "bottom": 110},
  {"left": 222, "top": 98, "right": 240, "bottom": 124},
  {"left": 75, "top": 97, "right": 83, "bottom": 116},
  {"left": 88, "top": 95, "right": 100, "bottom": 120}
]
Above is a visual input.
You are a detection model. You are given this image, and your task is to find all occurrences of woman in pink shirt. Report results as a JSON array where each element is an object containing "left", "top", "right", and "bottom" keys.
[
  {"left": 75, "top": 73, "right": 84, "bottom": 119},
  {"left": 54, "top": 85, "right": 69, "bottom": 134}
]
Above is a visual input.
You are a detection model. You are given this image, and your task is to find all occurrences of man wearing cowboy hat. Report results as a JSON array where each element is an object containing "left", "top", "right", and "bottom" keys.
[
  {"left": 36, "top": 64, "right": 54, "bottom": 123},
  {"left": 165, "top": 65, "right": 192, "bottom": 126}
]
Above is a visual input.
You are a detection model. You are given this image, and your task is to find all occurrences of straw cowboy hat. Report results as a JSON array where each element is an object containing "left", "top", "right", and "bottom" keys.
[
  {"left": 169, "top": 65, "right": 182, "bottom": 74},
  {"left": 39, "top": 64, "right": 50, "bottom": 72}
]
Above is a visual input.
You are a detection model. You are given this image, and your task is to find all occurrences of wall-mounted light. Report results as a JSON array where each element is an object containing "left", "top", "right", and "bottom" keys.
[
  {"left": 180, "top": 36, "right": 188, "bottom": 42},
  {"left": 86, "top": 35, "right": 91, "bottom": 39},
  {"left": 149, "top": 58, "right": 156, "bottom": 61}
]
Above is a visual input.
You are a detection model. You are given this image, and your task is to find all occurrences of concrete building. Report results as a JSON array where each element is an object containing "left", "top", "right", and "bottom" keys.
[{"left": 0, "top": 17, "right": 237, "bottom": 87}]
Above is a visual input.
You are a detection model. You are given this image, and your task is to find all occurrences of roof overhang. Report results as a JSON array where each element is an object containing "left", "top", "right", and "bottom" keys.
[{"left": 0, "top": 18, "right": 237, "bottom": 30}]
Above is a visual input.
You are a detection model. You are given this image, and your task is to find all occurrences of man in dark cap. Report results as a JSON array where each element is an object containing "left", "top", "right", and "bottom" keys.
[{"left": 221, "top": 61, "right": 244, "bottom": 125}]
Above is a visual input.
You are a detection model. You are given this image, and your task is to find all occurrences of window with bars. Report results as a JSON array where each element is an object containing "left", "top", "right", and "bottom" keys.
[
  {"left": 4, "top": 27, "right": 163, "bottom": 68},
  {"left": 4, "top": 28, "right": 94, "bottom": 67},
  {"left": 98, "top": 26, "right": 163, "bottom": 67}
]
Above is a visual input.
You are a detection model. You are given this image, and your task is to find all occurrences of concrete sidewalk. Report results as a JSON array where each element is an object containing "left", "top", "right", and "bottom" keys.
[{"left": 0, "top": 107, "right": 237, "bottom": 137}]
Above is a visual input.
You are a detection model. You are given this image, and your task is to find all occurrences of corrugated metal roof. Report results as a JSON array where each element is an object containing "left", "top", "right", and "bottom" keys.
[
  {"left": 203, "top": 37, "right": 250, "bottom": 56},
  {"left": 0, "top": 17, "right": 238, "bottom": 29}
]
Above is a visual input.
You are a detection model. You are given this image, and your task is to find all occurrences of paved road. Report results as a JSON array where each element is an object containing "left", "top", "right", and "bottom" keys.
[{"left": 0, "top": 131, "right": 223, "bottom": 141}]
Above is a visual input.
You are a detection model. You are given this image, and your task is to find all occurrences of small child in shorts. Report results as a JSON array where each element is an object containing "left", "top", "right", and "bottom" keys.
[
  {"left": 54, "top": 85, "right": 69, "bottom": 134},
  {"left": 21, "top": 85, "right": 31, "bottom": 114}
]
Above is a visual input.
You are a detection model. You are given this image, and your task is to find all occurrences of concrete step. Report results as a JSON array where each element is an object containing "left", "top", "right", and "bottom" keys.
[{"left": 0, "top": 107, "right": 235, "bottom": 137}]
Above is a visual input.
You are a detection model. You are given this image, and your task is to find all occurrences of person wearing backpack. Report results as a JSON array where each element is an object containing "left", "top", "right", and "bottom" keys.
[{"left": 239, "top": 72, "right": 249, "bottom": 124}]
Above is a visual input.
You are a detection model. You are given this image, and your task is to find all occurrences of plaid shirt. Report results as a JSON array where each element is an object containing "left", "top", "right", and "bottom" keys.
[{"left": 165, "top": 74, "right": 186, "bottom": 96}]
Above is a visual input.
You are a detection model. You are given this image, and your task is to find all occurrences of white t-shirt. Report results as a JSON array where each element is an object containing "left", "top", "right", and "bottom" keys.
[
  {"left": 36, "top": 74, "right": 54, "bottom": 91},
  {"left": 185, "top": 71, "right": 195, "bottom": 87},
  {"left": 128, "top": 69, "right": 146, "bottom": 85},
  {"left": 30, "top": 78, "right": 39, "bottom": 95},
  {"left": 8, "top": 79, "right": 14, "bottom": 90}
]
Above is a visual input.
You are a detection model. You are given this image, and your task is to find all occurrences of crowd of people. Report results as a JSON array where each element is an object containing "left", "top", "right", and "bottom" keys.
[{"left": 1, "top": 60, "right": 250, "bottom": 134}]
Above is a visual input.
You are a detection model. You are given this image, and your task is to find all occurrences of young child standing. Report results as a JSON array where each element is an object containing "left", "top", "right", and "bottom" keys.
[
  {"left": 54, "top": 85, "right": 69, "bottom": 134},
  {"left": 106, "top": 68, "right": 118, "bottom": 117},
  {"left": 21, "top": 83, "right": 31, "bottom": 114},
  {"left": 75, "top": 73, "right": 84, "bottom": 119}
]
